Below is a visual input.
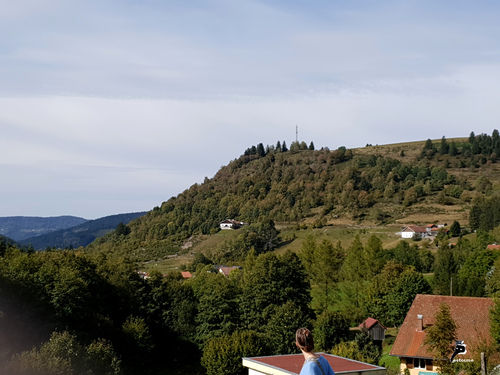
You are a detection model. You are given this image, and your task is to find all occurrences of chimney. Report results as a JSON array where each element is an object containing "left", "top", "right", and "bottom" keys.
[{"left": 417, "top": 314, "right": 423, "bottom": 331}]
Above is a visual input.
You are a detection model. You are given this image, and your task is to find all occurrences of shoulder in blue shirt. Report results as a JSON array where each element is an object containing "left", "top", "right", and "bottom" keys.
[{"left": 299, "top": 355, "right": 335, "bottom": 375}]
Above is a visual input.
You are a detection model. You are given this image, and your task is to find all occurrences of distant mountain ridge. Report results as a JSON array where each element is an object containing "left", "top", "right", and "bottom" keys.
[
  {"left": 0, "top": 216, "right": 88, "bottom": 241},
  {"left": 18, "top": 212, "right": 147, "bottom": 250}
]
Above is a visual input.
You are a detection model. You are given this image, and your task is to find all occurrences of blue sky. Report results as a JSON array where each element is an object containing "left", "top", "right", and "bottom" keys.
[{"left": 2, "top": 0, "right": 500, "bottom": 219}]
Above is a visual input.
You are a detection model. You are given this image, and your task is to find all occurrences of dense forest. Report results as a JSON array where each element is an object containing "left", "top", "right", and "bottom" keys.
[{"left": 2, "top": 132, "right": 500, "bottom": 374}]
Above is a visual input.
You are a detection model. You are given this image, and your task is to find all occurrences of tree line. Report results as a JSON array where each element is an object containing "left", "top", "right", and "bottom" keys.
[{"left": 3, "top": 222, "right": 500, "bottom": 374}]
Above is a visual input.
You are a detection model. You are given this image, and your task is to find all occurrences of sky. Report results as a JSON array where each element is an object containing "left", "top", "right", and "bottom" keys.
[{"left": 2, "top": 0, "right": 500, "bottom": 219}]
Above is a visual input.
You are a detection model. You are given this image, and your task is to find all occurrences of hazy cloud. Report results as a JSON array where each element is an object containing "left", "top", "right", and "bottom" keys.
[{"left": 1, "top": 0, "right": 500, "bottom": 217}]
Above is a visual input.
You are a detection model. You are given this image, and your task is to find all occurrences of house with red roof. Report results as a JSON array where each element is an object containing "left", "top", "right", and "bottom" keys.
[
  {"left": 359, "top": 317, "right": 386, "bottom": 342},
  {"left": 218, "top": 266, "right": 242, "bottom": 277},
  {"left": 390, "top": 294, "right": 496, "bottom": 375},
  {"left": 425, "top": 224, "right": 439, "bottom": 235},
  {"left": 487, "top": 244, "right": 500, "bottom": 250},
  {"left": 242, "top": 353, "right": 386, "bottom": 375}
]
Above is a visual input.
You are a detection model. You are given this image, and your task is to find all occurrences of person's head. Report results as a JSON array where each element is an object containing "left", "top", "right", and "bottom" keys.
[{"left": 296, "top": 327, "right": 314, "bottom": 353}]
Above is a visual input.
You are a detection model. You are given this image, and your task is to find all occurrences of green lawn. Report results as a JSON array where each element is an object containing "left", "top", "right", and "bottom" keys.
[
  {"left": 379, "top": 328, "right": 400, "bottom": 373},
  {"left": 379, "top": 353, "right": 400, "bottom": 371}
]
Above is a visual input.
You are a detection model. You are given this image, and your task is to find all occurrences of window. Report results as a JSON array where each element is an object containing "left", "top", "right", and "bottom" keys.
[
  {"left": 415, "top": 358, "right": 426, "bottom": 369},
  {"left": 406, "top": 357, "right": 427, "bottom": 369}
]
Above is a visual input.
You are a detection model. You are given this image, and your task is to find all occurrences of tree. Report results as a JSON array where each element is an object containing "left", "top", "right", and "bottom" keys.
[
  {"left": 115, "top": 222, "right": 130, "bottom": 237},
  {"left": 195, "top": 273, "right": 239, "bottom": 345},
  {"left": 256, "top": 143, "right": 265, "bottom": 157},
  {"left": 433, "top": 245, "right": 459, "bottom": 295},
  {"left": 457, "top": 249, "right": 499, "bottom": 297},
  {"left": 490, "top": 298, "right": 500, "bottom": 345},
  {"left": 440, "top": 136, "right": 449, "bottom": 155},
  {"left": 300, "top": 232, "right": 317, "bottom": 278},
  {"left": 201, "top": 330, "right": 268, "bottom": 375},
  {"left": 240, "top": 251, "right": 312, "bottom": 332},
  {"left": 341, "top": 235, "right": 366, "bottom": 282},
  {"left": 469, "top": 131, "right": 476, "bottom": 144},
  {"left": 282, "top": 141, "right": 288, "bottom": 152},
  {"left": 266, "top": 301, "right": 310, "bottom": 354},
  {"left": 385, "top": 268, "right": 431, "bottom": 326},
  {"left": 448, "top": 221, "right": 460, "bottom": 238},
  {"left": 309, "top": 141, "right": 315, "bottom": 150},
  {"left": 253, "top": 218, "right": 280, "bottom": 253},
  {"left": 311, "top": 239, "right": 344, "bottom": 313},
  {"left": 364, "top": 235, "right": 385, "bottom": 277},
  {"left": 449, "top": 141, "right": 458, "bottom": 156},
  {"left": 313, "top": 311, "right": 350, "bottom": 351},
  {"left": 424, "top": 303, "right": 458, "bottom": 375},
  {"left": 276, "top": 140, "right": 282, "bottom": 152}
]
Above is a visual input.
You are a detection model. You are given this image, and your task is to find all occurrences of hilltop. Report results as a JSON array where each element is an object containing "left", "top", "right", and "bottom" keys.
[{"left": 87, "top": 132, "right": 500, "bottom": 266}]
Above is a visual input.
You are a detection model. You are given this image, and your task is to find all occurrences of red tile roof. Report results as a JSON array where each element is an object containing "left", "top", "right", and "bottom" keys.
[
  {"left": 402, "top": 226, "right": 427, "bottom": 233},
  {"left": 181, "top": 271, "right": 192, "bottom": 279},
  {"left": 359, "top": 317, "right": 386, "bottom": 330},
  {"left": 243, "top": 353, "right": 385, "bottom": 375},
  {"left": 487, "top": 244, "right": 500, "bottom": 250},
  {"left": 390, "top": 294, "right": 494, "bottom": 360},
  {"left": 218, "top": 266, "right": 241, "bottom": 277}
]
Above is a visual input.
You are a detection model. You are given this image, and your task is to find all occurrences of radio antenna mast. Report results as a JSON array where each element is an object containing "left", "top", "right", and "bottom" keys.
[{"left": 296, "top": 125, "right": 298, "bottom": 143}]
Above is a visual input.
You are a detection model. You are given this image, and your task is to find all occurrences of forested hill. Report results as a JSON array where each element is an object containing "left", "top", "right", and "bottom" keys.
[
  {"left": 0, "top": 215, "right": 87, "bottom": 241},
  {"left": 19, "top": 212, "right": 147, "bottom": 250},
  {"left": 88, "top": 131, "right": 500, "bottom": 259}
]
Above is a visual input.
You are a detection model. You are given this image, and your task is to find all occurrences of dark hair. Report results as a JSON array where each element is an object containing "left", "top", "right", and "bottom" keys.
[{"left": 296, "top": 327, "right": 314, "bottom": 353}]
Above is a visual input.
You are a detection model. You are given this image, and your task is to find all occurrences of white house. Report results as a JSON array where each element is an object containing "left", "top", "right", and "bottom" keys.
[
  {"left": 401, "top": 226, "right": 427, "bottom": 239},
  {"left": 219, "top": 219, "right": 246, "bottom": 230}
]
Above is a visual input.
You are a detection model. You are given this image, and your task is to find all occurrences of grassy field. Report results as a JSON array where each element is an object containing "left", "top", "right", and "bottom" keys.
[{"left": 139, "top": 221, "right": 477, "bottom": 275}]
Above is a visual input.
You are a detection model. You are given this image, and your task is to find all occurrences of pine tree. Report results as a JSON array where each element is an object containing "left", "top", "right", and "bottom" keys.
[
  {"left": 440, "top": 136, "right": 449, "bottom": 155},
  {"left": 282, "top": 141, "right": 288, "bottom": 152},
  {"left": 469, "top": 131, "right": 476, "bottom": 144},
  {"left": 449, "top": 221, "right": 461, "bottom": 237},
  {"left": 341, "top": 235, "right": 366, "bottom": 282}
]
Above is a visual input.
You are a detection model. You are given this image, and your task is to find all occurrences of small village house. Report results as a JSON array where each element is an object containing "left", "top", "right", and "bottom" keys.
[
  {"left": 219, "top": 219, "right": 245, "bottom": 230},
  {"left": 390, "top": 294, "right": 496, "bottom": 375},
  {"left": 401, "top": 226, "right": 428, "bottom": 239}
]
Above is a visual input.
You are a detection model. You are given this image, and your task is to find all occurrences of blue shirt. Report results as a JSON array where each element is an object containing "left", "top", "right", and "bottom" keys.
[{"left": 299, "top": 355, "right": 336, "bottom": 375}]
